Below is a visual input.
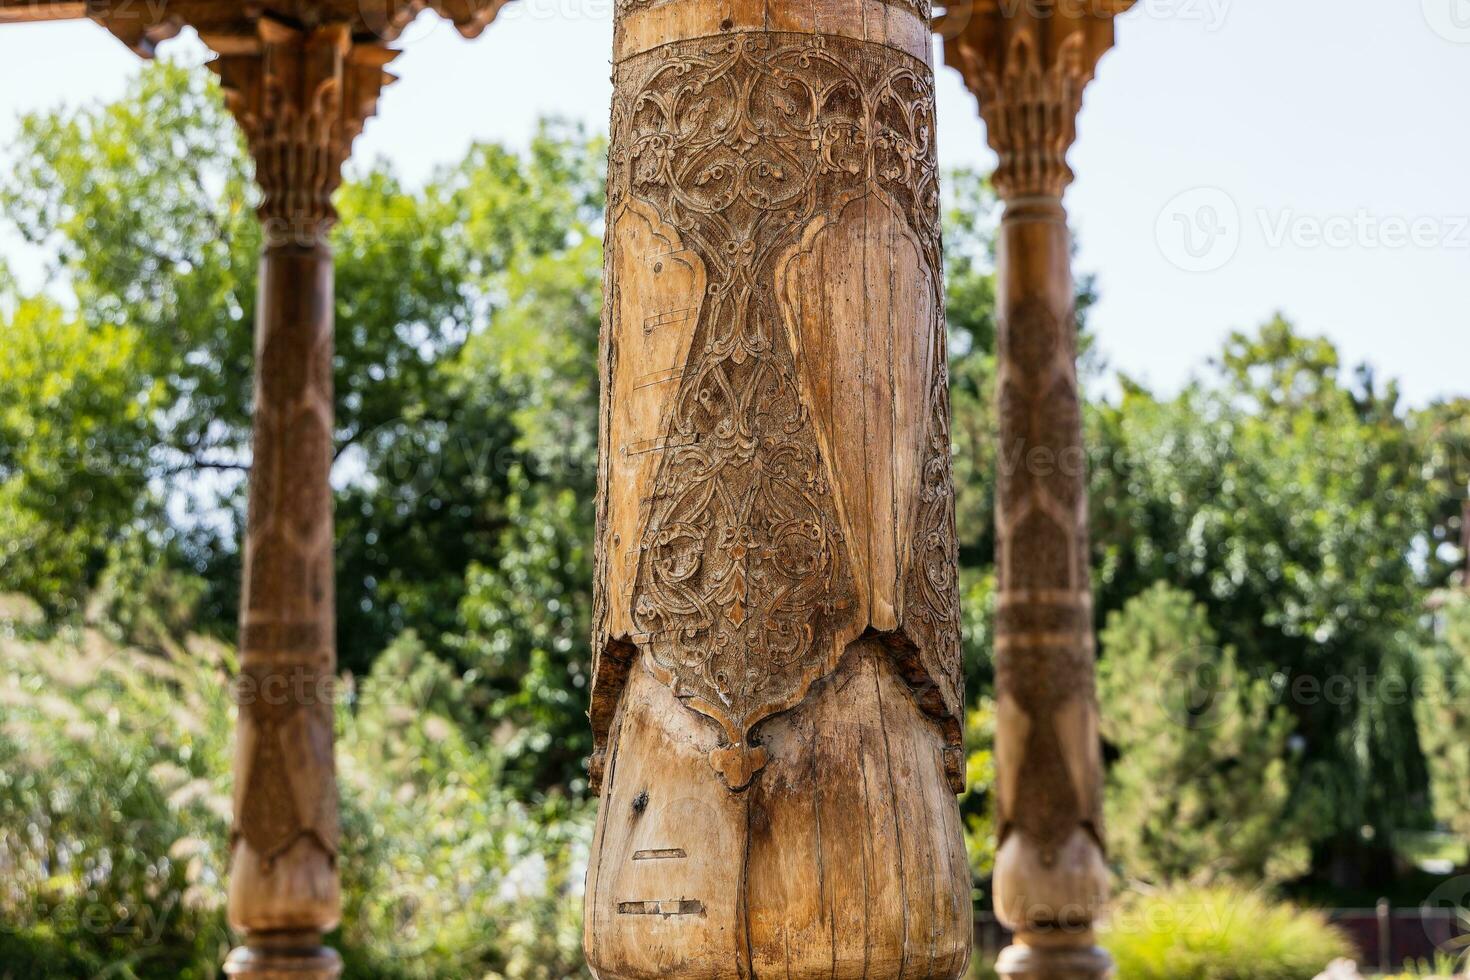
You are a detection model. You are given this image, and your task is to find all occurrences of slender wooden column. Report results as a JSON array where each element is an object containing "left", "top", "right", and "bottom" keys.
[
  {"left": 212, "top": 19, "right": 394, "bottom": 979},
  {"left": 945, "top": 4, "right": 1130, "bottom": 978},
  {"left": 584, "top": 2, "right": 971, "bottom": 976}
]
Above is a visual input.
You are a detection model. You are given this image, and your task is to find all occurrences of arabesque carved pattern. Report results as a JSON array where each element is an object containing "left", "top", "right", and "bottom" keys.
[
  {"left": 945, "top": 27, "right": 1103, "bottom": 199},
  {"left": 603, "top": 32, "right": 958, "bottom": 789},
  {"left": 235, "top": 295, "right": 339, "bottom": 869},
  {"left": 903, "top": 348, "right": 965, "bottom": 716},
  {"left": 213, "top": 19, "right": 396, "bottom": 246}
]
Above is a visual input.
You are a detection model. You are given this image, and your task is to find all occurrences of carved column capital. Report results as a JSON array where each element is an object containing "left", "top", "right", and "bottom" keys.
[
  {"left": 942, "top": 0, "right": 1131, "bottom": 198},
  {"left": 210, "top": 17, "right": 397, "bottom": 247}
]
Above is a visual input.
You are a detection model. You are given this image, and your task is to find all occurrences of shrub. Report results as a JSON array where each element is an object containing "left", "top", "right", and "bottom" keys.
[
  {"left": 0, "top": 629, "right": 235, "bottom": 977},
  {"left": 1102, "top": 885, "right": 1354, "bottom": 980},
  {"left": 1383, "top": 951, "right": 1468, "bottom": 978},
  {"left": 0, "top": 627, "right": 591, "bottom": 978}
]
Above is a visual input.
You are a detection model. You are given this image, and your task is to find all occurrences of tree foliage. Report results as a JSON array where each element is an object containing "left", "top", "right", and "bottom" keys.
[
  {"left": 0, "top": 294, "right": 160, "bottom": 614},
  {"left": 1099, "top": 582, "right": 1311, "bottom": 886},
  {"left": 1414, "top": 591, "right": 1470, "bottom": 852},
  {"left": 1089, "top": 316, "right": 1438, "bottom": 880},
  {"left": 1, "top": 60, "right": 605, "bottom": 795}
]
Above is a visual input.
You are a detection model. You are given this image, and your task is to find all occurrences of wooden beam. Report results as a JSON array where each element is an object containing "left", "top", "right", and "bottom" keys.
[
  {"left": 0, "top": 1, "right": 88, "bottom": 24},
  {"left": 0, "top": 1, "right": 517, "bottom": 44}
]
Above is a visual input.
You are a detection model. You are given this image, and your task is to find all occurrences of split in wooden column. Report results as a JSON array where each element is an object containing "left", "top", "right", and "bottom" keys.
[
  {"left": 585, "top": 0, "right": 972, "bottom": 976},
  {"left": 944, "top": 2, "right": 1133, "bottom": 977}
]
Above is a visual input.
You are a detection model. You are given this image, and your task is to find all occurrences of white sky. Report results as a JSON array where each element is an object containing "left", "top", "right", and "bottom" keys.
[{"left": 1, "top": 0, "right": 1466, "bottom": 406}]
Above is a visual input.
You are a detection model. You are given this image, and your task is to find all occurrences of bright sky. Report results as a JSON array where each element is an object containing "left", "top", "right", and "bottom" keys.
[{"left": 1, "top": 0, "right": 1465, "bottom": 406}]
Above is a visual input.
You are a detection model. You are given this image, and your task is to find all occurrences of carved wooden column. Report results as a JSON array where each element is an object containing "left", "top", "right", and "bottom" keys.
[
  {"left": 944, "top": 3, "right": 1131, "bottom": 978},
  {"left": 584, "top": 2, "right": 971, "bottom": 976},
  {"left": 212, "top": 19, "right": 394, "bottom": 979}
]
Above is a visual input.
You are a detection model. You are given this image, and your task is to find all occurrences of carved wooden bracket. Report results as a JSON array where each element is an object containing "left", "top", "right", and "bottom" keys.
[
  {"left": 941, "top": 0, "right": 1133, "bottom": 198},
  {"left": 210, "top": 18, "right": 397, "bottom": 246}
]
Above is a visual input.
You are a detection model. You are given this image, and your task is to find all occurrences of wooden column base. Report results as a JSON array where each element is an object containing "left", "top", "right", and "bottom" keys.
[
  {"left": 996, "top": 943, "right": 1114, "bottom": 980},
  {"left": 224, "top": 932, "right": 342, "bottom": 980}
]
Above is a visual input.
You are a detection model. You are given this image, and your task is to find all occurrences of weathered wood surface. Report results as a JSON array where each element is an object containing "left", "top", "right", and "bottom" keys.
[{"left": 585, "top": 0, "right": 970, "bottom": 975}]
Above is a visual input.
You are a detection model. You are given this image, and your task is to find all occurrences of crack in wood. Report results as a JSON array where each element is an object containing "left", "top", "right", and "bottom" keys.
[
  {"left": 617, "top": 899, "right": 705, "bottom": 916},
  {"left": 632, "top": 848, "right": 688, "bottom": 861}
]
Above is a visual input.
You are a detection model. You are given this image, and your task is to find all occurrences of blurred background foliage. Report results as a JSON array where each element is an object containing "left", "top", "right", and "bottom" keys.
[{"left": 1, "top": 60, "right": 1467, "bottom": 978}]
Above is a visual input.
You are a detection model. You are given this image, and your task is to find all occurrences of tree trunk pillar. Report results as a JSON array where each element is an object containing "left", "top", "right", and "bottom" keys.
[
  {"left": 945, "top": 5, "right": 1132, "bottom": 978},
  {"left": 584, "top": 1, "right": 972, "bottom": 976},
  {"left": 211, "top": 18, "right": 394, "bottom": 979}
]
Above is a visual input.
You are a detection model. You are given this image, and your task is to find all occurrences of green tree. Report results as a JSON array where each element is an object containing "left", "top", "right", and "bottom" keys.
[
  {"left": 0, "top": 59, "right": 604, "bottom": 645},
  {"left": 1415, "top": 591, "right": 1470, "bottom": 856},
  {"left": 2, "top": 59, "right": 259, "bottom": 475},
  {"left": 1089, "top": 317, "right": 1436, "bottom": 885},
  {"left": 1099, "top": 582, "right": 1310, "bottom": 886},
  {"left": 1415, "top": 398, "right": 1470, "bottom": 587},
  {"left": 0, "top": 293, "right": 161, "bottom": 614},
  {"left": 332, "top": 126, "right": 605, "bottom": 677},
  {"left": 445, "top": 235, "right": 603, "bottom": 795}
]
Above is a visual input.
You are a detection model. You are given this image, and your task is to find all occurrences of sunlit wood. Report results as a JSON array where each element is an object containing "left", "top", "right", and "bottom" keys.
[{"left": 583, "top": 0, "right": 972, "bottom": 975}]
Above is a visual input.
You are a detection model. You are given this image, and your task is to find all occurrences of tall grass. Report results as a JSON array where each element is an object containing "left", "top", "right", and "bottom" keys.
[
  {"left": 0, "top": 626, "right": 590, "bottom": 978},
  {"left": 1383, "top": 951, "right": 1468, "bottom": 978}
]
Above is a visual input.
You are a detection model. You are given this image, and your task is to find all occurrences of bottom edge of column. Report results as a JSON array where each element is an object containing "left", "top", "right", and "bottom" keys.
[
  {"left": 224, "top": 933, "right": 342, "bottom": 980},
  {"left": 995, "top": 942, "right": 1114, "bottom": 980}
]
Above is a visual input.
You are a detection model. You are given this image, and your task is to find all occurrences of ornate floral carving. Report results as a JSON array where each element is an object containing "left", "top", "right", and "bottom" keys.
[
  {"left": 943, "top": 8, "right": 1130, "bottom": 198},
  {"left": 900, "top": 350, "right": 966, "bottom": 789},
  {"left": 593, "top": 32, "right": 959, "bottom": 791},
  {"left": 233, "top": 255, "right": 340, "bottom": 879},
  {"left": 212, "top": 18, "right": 396, "bottom": 246},
  {"left": 993, "top": 293, "right": 1104, "bottom": 855}
]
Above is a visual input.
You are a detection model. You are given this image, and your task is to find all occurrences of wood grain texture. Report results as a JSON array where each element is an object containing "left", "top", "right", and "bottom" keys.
[{"left": 587, "top": 5, "right": 968, "bottom": 976}]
